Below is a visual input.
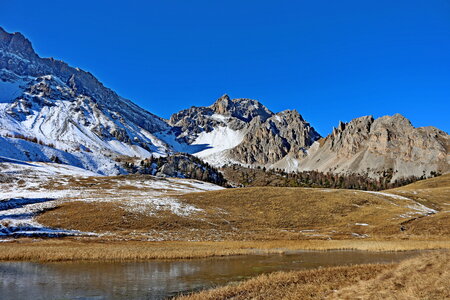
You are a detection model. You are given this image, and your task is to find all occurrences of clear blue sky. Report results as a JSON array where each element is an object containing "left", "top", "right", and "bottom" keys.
[{"left": 2, "top": 0, "right": 449, "bottom": 135}]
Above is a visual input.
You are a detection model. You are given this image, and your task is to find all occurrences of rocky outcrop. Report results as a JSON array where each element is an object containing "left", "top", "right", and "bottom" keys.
[
  {"left": 129, "top": 153, "right": 227, "bottom": 186},
  {"left": 210, "top": 94, "right": 273, "bottom": 122},
  {"left": 298, "top": 114, "right": 450, "bottom": 180},
  {"left": 169, "top": 95, "right": 321, "bottom": 167},
  {"left": 230, "top": 110, "right": 320, "bottom": 165}
]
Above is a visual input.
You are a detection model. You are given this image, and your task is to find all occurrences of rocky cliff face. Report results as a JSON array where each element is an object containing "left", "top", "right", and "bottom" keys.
[
  {"left": 297, "top": 114, "right": 450, "bottom": 180},
  {"left": 169, "top": 94, "right": 273, "bottom": 143},
  {"left": 229, "top": 109, "right": 320, "bottom": 165},
  {"left": 168, "top": 94, "right": 321, "bottom": 167}
]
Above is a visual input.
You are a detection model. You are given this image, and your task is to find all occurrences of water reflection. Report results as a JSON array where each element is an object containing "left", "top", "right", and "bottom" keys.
[{"left": 0, "top": 251, "right": 417, "bottom": 300}]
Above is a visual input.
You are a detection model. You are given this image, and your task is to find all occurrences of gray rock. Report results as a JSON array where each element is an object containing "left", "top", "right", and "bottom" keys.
[{"left": 298, "top": 114, "right": 450, "bottom": 180}]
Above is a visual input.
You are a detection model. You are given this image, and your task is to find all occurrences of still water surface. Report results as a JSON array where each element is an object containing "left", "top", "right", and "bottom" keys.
[{"left": 0, "top": 250, "right": 417, "bottom": 300}]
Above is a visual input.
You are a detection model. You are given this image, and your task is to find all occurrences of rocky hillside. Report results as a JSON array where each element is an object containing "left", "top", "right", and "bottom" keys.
[
  {"left": 294, "top": 114, "right": 449, "bottom": 180},
  {"left": 122, "top": 153, "right": 227, "bottom": 186},
  {"left": 167, "top": 94, "right": 321, "bottom": 166}
]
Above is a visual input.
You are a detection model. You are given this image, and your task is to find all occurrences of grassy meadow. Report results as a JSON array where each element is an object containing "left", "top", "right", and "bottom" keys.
[{"left": 177, "top": 251, "right": 449, "bottom": 300}]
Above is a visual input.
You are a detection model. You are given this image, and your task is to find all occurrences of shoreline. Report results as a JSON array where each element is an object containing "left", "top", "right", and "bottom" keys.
[
  {"left": 176, "top": 251, "right": 450, "bottom": 300},
  {"left": 0, "top": 239, "right": 448, "bottom": 262}
]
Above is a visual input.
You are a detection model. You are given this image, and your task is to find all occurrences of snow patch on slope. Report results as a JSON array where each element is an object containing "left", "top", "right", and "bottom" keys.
[
  {"left": 192, "top": 126, "right": 245, "bottom": 158},
  {"left": 0, "top": 79, "right": 24, "bottom": 102},
  {"left": 0, "top": 159, "right": 224, "bottom": 238},
  {"left": 0, "top": 137, "right": 120, "bottom": 175}
]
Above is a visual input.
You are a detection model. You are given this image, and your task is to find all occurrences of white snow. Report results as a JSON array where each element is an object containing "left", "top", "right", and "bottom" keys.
[
  {"left": 209, "top": 114, "right": 229, "bottom": 122},
  {"left": 351, "top": 233, "right": 369, "bottom": 238},
  {"left": 0, "top": 70, "right": 173, "bottom": 175},
  {"left": 0, "top": 137, "right": 120, "bottom": 176},
  {"left": 0, "top": 79, "right": 24, "bottom": 102},
  {"left": 364, "top": 191, "right": 412, "bottom": 200},
  {"left": 192, "top": 126, "right": 244, "bottom": 158},
  {"left": 127, "top": 198, "right": 203, "bottom": 216},
  {"left": 355, "top": 223, "right": 369, "bottom": 226},
  {"left": 0, "top": 158, "right": 224, "bottom": 238},
  {"left": 363, "top": 190, "right": 437, "bottom": 218}
]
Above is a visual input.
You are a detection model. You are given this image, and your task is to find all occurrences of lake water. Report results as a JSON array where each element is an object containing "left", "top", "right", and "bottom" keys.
[{"left": 0, "top": 250, "right": 417, "bottom": 300}]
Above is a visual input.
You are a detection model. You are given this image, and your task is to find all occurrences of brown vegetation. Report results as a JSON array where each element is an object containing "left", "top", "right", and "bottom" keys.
[
  {"left": 36, "top": 201, "right": 206, "bottom": 233},
  {"left": 332, "top": 251, "right": 450, "bottom": 299},
  {"left": 177, "top": 251, "right": 449, "bottom": 300},
  {"left": 389, "top": 173, "right": 450, "bottom": 210},
  {"left": 0, "top": 240, "right": 448, "bottom": 262},
  {"left": 35, "top": 174, "right": 450, "bottom": 241}
]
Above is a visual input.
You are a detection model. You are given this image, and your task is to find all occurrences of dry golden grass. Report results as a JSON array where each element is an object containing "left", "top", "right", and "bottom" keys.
[
  {"left": 388, "top": 173, "right": 450, "bottom": 210},
  {"left": 332, "top": 251, "right": 450, "bottom": 300},
  {"left": 178, "top": 186, "right": 448, "bottom": 239},
  {"left": 0, "top": 239, "right": 448, "bottom": 262},
  {"left": 36, "top": 201, "right": 206, "bottom": 232},
  {"left": 37, "top": 183, "right": 448, "bottom": 240},
  {"left": 178, "top": 264, "right": 391, "bottom": 300},
  {"left": 178, "top": 251, "right": 449, "bottom": 300}
]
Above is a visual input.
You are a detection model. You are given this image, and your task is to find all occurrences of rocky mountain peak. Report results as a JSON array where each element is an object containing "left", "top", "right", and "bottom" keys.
[
  {"left": 371, "top": 113, "right": 413, "bottom": 133},
  {"left": 273, "top": 109, "right": 305, "bottom": 122},
  {"left": 0, "top": 27, "right": 37, "bottom": 59},
  {"left": 210, "top": 95, "right": 273, "bottom": 122},
  {"left": 299, "top": 114, "right": 449, "bottom": 180},
  {"left": 229, "top": 108, "right": 321, "bottom": 166},
  {"left": 327, "top": 115, "right": 375, "bottom": 155}
]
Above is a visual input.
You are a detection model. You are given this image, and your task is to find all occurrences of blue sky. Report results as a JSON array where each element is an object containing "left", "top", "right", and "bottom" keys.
[{"left": 1, "top": 0, "right": 449, "bottom": 135}]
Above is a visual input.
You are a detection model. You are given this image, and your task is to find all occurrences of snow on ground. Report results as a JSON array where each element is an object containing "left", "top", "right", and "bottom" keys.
[
  {"left": 0, "top": 78, "right": 24, "bottom": 102},
  {"left": 364, "top": 191, "right": 412, "bottom": 200},
  {"left": 209, "top": 114, "right": 229, "bottom": 122},
  {"left": 78, "top": 177, "right": 223, "bottom": 217},
  {"left": 0, "top": 136, "right": 122, "bottom": 176},
  {"left": 156, "top": 125, "right": 246, "bottom": 167},
  {"left": 0, "top": 158, "right": 224, "bottom": 238},
  {"left": 192, "top": 126, "right": 245, "bottom": 158},
  {"left": 363, "top": 190, "right": 437, "bottom": 217},
  {"left": 126, "top": 197, "right": 203, "bottom": 217}
]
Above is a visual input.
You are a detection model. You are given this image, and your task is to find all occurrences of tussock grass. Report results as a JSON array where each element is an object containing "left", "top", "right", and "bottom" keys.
[
  {"left": 0, "top": 240, "right": 448, "bottom": 262},
  {"left": 32, "top": 173, "right": 450, "bottom": 241},
  {"left": 36, "top": 201, "right": 206, "bottom": 232},
  {"left": 177, "top": 251, "right": 449, "bottom": 300},
  {"left": 178, "top": 264, "right": 391, "bottom": 300},
  {"left": 177, "top": 186, "right": 448, "bottom": 239},
  {"left": 332, "top": 251, "right": 450, "bottom": 299},
  {"left": 37, "top": 184, "right": 447, "bottom": 240}
]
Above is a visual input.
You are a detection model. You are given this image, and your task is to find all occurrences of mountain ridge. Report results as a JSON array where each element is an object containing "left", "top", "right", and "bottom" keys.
[{"left": 0, "top": 26, "right": 448, "bottom": 180}]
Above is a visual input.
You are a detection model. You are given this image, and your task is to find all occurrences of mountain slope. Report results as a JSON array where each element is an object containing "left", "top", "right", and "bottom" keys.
[
  {"left": 0, "top": 27, "right": 172, "bottom": 174},
  {"left": 296, "top": 114, "right": 449, "bottom": 180},
  {"left": 0, "top": 27, "right": 448, "bottom": 179},
  {"left": 167, "top": 94, "right": 321, "bottom": 167}
]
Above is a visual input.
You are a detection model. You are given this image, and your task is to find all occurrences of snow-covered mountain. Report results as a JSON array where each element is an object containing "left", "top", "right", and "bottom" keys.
[
  {"left": 0, "top": 27, "right": 172, "bottom": 174},
  {"left": 0, "top": 27, "right": 448, "bottom": 180}
]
